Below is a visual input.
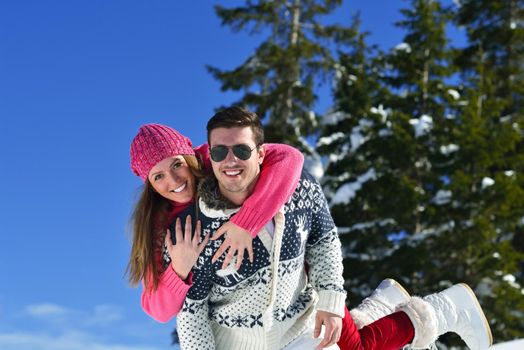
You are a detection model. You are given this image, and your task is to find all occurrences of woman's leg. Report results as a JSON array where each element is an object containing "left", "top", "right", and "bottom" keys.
[{"left": 338, "top": 306, "right": 415, "bottom": 350}]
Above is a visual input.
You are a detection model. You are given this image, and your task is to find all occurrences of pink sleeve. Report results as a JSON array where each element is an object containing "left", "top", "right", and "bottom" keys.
[
  {"left": 195, "top": 142, "right": 304, "bottom": 237},
  {"left": 194, "top": 143, "right": 211, "bottom": 170},
  {"left": 232, "top": 143, "right": 303, "bottom": 237},
  {"left": 140, "top": 267, "right": 193, "bottom": 323}
]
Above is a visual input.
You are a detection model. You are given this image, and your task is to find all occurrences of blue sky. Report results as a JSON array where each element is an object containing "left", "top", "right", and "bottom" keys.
[{"left": 0, "top": 1, "right": 454, "bottom": 349}]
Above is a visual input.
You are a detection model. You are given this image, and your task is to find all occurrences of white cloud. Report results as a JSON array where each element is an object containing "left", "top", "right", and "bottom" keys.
[
  {"left": 2, "top": 302, "right": 175, "bottom": 350},
  {"left": 25, "top": 303, "right": 68, "bottom": 317},
  {"left": 85, "top": 304, "right": 124, "bottom": 327},
  {"left": 24, "top": 303, "right": 123, "bottom": 327},
  {"left": 0, "top": 330, "right": 171, "bottom": 350}
]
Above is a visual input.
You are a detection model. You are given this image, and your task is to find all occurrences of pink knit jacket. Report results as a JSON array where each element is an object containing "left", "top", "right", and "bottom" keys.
[{"left": 141, "top": 143, "right": 304, "bottom": 322}]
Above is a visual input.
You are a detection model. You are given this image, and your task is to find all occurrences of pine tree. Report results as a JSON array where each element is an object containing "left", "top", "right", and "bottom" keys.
[
  {"left": 445, "top": 0, "right": 524, "bottom": 340},
  {"left": 318, "top": 3, "right": 488, "bottom": 348},
  {"left": 208, "top": 0, "right": 356, "bottom": 153}
]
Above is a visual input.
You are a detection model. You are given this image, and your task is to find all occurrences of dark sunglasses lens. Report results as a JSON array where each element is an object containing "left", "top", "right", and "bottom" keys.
[
  {"left": 210, "top": 146, "right": 228, "bottom": 162},
  {"left": 233, "top": 145, "right": 253, "bottom": 160}
]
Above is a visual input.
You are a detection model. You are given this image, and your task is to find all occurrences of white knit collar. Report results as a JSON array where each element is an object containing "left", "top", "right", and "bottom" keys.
[{"left": 198, "top": 197, "right": 240, "bottom": 218}]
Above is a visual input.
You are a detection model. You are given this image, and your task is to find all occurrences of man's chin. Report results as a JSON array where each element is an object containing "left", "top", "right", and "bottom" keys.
[{"left": 219, "top": 181, "right": 247, "bottom": 193}]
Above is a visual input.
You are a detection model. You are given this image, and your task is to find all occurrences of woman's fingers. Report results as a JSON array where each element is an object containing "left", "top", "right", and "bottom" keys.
[
  {"left": 235, "top": 249, "right": 244, "bottom": 270},
  {"left": 165, "top": 228, "right": 173, "bottom": 248},
  {"left": 184, "top": 215, "right": 192, "bottom": 244},
  {"left": 175, "top": 217, "right": 183, "bottom": 243},
  {"left": 192, "top": 220, "right": 202, "bottom": 247}
]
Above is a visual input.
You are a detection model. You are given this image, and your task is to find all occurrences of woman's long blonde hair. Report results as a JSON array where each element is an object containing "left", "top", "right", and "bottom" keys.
[{"left": 126, "top": 155, "right": 205, "bottom": 290}]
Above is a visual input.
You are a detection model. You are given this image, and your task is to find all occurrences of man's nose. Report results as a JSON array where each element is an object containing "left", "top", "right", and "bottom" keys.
[{"left": 223, "top": 148, "right": 239, "bottom": 163}]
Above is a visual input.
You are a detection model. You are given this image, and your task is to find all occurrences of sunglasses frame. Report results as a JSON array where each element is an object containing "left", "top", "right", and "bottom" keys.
[{"left": 210, "top": 144, "right": 259, "bottom": 162}]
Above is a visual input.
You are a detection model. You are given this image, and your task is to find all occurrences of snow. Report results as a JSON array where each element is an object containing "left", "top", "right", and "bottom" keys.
[
  {"left": 378, "top": 128, "right": 393, "bottom": 137},
  {"left": 350, "top": 129, "right": 366, "bottom": 152},
  {"left": 394, "top": 42, "right": 412, "bottom": 53},
  {"left": 502, "top": 274, "right": 521, "bottom": 289},
  {"left": 370, "top": 104, "right": 389, "bottom": 121},
  {"left": 331, "top": 168, "right": 377, "bottom": 205},
  {"left": 323, "top": 111, "right": 349, "bottom": 126},
  {"left": 447, "top": 89, "right": 460, "bottom": 100},
  {"left": 452, "top": 0, "right": 462, "bottom": 7},
  {"left": 317, "top": 132, "right": 345, "bottom": 147},
  {"left": 481, "top": 177, "right": 495, "bottom": 189},
  {"left": 409, "top": 115, "right": 433, "bottom": 137},
  {"left": 329, "top": 146, "right": 348, "bottom": 163},
  {"left": 504, "top": 170, "right": 515, "bottom": 177},
  {"left": 490, "top": 339, "right": 524, "bottom": 349},
  {"left": 432, "top": 190, "right": 452, "bottom": 205},
  {"left": 440, "top": 144, "right": 459, "bottom": 155},
  {"left": 304, "top": 154, "right": 324, "bottom": 180},
  {"left": 342, "top": 219, "right": 396, "bottom": 233}
]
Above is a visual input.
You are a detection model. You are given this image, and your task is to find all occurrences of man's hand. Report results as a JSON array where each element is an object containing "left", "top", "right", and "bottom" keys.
[
  {"left": 211, "top": 221, "right": 254, "bottom": 270},
  {"left": 313, "top": 310, "right": 342, "bottom": 349},
  {"left": 165, "top": 215, "right": 209, "bottom": 280}
]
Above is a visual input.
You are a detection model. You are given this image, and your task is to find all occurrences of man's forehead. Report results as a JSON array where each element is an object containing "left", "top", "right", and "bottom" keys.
[{"left": 209, "top": 126, "right": 255, "bottom": 144}]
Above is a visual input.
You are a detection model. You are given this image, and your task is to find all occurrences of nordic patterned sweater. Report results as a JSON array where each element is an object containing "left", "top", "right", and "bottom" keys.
[
  {"left": 140, "top": 143, "right": 304, "bottom": 323},
  {"left": 174, "top": 169, "right": 346, "bottom": 350}
]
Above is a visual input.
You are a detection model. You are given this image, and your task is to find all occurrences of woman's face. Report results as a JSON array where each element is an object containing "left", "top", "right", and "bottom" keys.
[{"left": 148, "top": 155, "right": 196, "bottom": 204}]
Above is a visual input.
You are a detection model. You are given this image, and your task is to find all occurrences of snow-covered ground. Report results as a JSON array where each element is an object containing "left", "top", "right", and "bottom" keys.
[{"left": 490, "top": 339, "right": 524, "bottom": 349}]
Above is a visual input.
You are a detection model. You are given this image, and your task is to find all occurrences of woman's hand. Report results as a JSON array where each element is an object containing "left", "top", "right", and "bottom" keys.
[
  {"left": 165, "top": 215, "right": 209, "bottom": 280},
  {"left": 211, "top": 221, "right": 254, "bottom": 270}
]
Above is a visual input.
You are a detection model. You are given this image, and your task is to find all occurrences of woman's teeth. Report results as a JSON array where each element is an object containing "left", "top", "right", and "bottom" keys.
[
  {"left": 173, "top": 182, "right": 187, "bottom": 193},
  {"left": 224, "top": 170, "right": 241, "bottom": 176}
]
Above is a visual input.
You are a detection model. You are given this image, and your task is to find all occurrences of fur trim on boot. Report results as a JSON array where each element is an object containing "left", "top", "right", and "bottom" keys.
[
  {"left": 396, "top": 297, "right": 438, "bottom": 349},
  {"left": 350, "top": 308, "right": 376, "bottom": 330}
]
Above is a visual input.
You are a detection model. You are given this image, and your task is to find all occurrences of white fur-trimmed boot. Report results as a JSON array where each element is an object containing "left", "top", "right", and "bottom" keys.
[
  {"left": 397, "top": 283, "right": 493, "bottom": 350},
  {"left": 350, "top": 278, "right": 411, "bottom": 329}
]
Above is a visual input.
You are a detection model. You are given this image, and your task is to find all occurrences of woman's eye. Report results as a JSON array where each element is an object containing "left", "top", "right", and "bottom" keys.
[
  {"left": 154, "top": 174, "right": 163, "bottom": 181},
  {"left": 172, "top": 162, "right": 182, "bottom": 169}
]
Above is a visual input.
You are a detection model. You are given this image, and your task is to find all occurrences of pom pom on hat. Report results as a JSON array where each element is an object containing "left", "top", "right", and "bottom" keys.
[{"left": 130, "top": 123, "right": 195, "bottom": 181}]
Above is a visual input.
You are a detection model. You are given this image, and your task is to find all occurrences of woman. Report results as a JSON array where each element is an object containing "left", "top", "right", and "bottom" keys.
[{"left": 127, "top": 123, "right": 492, "bottom": 350}]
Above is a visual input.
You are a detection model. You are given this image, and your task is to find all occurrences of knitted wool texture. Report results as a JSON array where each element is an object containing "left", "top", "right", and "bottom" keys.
[
  {"left": 130, "top": 123, "right": 195, "bottom": 181},
  {"left": 175, "top": 170, "right": 346, "bottom": 350}
]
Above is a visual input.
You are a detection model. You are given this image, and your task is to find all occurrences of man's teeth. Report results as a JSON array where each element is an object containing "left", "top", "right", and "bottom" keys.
[
  {"left": 173, "top": 182, "right": 187, "bottom": 193},
  {"left": 225, "top": 170, "right": 241, "bottom": 176}
]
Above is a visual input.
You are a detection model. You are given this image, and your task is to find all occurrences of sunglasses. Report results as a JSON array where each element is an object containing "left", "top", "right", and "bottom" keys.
[{"left": 210, "top": 144, "right": 258, "bottom": 162}]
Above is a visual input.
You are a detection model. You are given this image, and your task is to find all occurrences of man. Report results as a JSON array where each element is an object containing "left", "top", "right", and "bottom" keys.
[{"left": 175, "top": 106, "right": 346, "bottom": 350}]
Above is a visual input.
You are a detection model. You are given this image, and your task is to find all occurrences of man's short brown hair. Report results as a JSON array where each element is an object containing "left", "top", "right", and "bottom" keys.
[{"left": 207, "top": 106, "right": 264, "bottom": 146}]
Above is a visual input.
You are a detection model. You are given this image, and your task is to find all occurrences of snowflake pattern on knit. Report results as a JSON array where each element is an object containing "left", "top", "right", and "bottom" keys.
[{"left": 176, "top": 170, "right": 346, "bottom": 350}]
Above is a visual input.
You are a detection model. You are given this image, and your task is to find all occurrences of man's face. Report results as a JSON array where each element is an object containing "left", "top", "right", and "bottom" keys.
[{"left": 209, "top": 126, "right": 265, "bottom": 200}]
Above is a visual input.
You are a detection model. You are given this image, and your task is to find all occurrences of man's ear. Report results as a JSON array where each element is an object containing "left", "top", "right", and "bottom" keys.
[{"left": 257, "top": 144, "right": 265, "bottom": 165}]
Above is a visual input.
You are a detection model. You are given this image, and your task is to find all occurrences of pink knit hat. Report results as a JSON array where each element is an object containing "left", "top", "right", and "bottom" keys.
[{"left": 130, "top": 123, "right": 195, "bottom": 181}]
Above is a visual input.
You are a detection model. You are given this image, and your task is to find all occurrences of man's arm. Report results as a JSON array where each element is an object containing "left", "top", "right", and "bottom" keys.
[
  {"left": 302, "top": 171, "right": 346, "bottom": 348},
  {"left": 303, "top": 172, "right": 346, "bottom": 316}
]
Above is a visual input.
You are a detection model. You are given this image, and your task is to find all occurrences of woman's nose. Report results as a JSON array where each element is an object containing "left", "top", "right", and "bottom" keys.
[{"left": 167, "top": 171, "right": 180, "bottom": 184}]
